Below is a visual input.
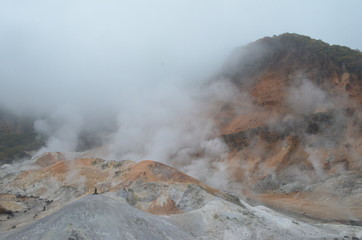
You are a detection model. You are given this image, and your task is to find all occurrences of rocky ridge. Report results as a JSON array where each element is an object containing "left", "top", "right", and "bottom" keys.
[
  {"left": 1, "top": 154, "right": 361, "bottom": 240},
  {"left": 0, "top": 153, "right": 240, "bottom": 231}
]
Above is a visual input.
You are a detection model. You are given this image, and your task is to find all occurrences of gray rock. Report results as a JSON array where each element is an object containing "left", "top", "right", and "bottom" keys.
[{"left": 1, "top": 195, "right": 196, "bottom": 240}]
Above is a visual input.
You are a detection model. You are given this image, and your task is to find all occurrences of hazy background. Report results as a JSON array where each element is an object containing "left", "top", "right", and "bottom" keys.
[{"left": 0, "top": 0, "right": 361, "bottom": 184}]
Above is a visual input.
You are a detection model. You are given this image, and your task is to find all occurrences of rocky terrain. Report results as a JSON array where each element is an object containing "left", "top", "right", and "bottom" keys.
[
  {"left": 1, "top": 154, "right": 362, "bottom": 239},
  {"left": 0, "top": 153, "right": 236, "bottom": 230},
  {"left": 216, "top": 33, "right": 362, "bottom": 223},
  {"left": 1, "top": 33, "right": 362, "bottom": 239}
]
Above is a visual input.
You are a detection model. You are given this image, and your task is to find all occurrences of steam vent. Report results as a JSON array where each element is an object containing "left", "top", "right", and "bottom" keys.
[{"left": 1, "top": 2, "right": 362, "bottom": 238}]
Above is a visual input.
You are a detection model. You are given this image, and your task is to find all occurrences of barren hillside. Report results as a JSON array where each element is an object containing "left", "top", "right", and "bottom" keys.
[{"left": 217, "top": 33, "right": 362, "bottom": 222}]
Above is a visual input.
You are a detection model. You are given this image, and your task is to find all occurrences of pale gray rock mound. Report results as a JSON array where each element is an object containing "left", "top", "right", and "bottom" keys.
[{"left": 0, "top": 194, "right": 196, "bottom": 240}]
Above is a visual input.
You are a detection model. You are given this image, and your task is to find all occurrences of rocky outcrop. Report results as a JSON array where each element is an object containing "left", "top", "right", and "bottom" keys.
[
  {"left": 0, "top": 154, "right": 242, "bottom": 231},
  {"left": 2, "top": 189, "right": 362, "bottom": 240},
  {"left": 1, "top": 153, "right": 362, "bottom": 239},
  {"left": 0, "top": 195, "right": 196, "bottom": 240},
  {"left": 216, "top": 33, "right": 362, "bottom": 222}
]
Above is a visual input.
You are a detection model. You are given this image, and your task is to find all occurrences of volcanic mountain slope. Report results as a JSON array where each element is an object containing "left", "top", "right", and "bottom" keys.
[
  {"left": 0, "top": 153, "right": 240, "bottom": 231},
  {"left": 2, "top": 33, "right": 362, "bottom": 239},
  {"left": 1, "top": 195, "right": 196, "bottom": 240},
  {"left": 216, "top": 33, "right": 362, "bottom": 222},
  {"left": 1, "top": 154, "right": 362, "bottom": 240}
]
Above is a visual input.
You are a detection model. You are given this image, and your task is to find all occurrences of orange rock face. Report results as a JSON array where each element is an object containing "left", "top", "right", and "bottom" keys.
[
  {"left": 217, "top": 33, "right": 362, "bottom": 222},
  {"left": 1, "top": 154, "right": 237, "bottom": 230}
]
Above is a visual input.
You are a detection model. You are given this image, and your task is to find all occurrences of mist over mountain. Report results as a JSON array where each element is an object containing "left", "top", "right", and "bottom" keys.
[
  {"left": 213, "top": 33, "right": 362, "bottom": 224},
  {"left": 2, "top": 31, "right": 362, "bottom": 239},
  {"left": 1, "top": 1, "right": 362, "bottom": 238}
]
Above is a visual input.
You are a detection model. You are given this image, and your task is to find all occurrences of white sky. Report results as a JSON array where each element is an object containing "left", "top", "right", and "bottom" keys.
[{"left": 0, "top": 0, "right": 361, "bottom": 113}]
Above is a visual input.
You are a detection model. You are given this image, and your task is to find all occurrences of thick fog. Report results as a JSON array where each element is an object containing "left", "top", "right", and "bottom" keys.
[{"left": 1, "top": 0, "right": 362, "bottom": 187}]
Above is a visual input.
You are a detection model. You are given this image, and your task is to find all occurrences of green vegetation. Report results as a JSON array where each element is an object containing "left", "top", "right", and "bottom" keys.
[
  {"left": 278, "top": 33, "right": 362, "bottom": 75},
  {"left": 0, "top": 109, "right": 45, "bottom": 164}
]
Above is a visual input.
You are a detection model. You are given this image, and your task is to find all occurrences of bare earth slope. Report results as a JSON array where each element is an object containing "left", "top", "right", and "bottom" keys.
[
  {"left": 1, "top": 158, "right": 361, "bottom": 240},
  {"left": 0, "top": 194, "right": 195, "bottom": 240},
  {"left": 217, "top": 33, "right": 362, "bottom": 223},
  {"left": 0, "top": 155, "right": 240, "bottom": 231}
]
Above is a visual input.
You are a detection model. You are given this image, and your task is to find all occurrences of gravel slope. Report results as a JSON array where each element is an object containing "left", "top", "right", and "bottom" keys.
[
  {"left": 0, "top": 194, "right": 195, "bottom": 240},
  {"left": 2, "top": 193, "right": 362, "bottom": 240}
]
